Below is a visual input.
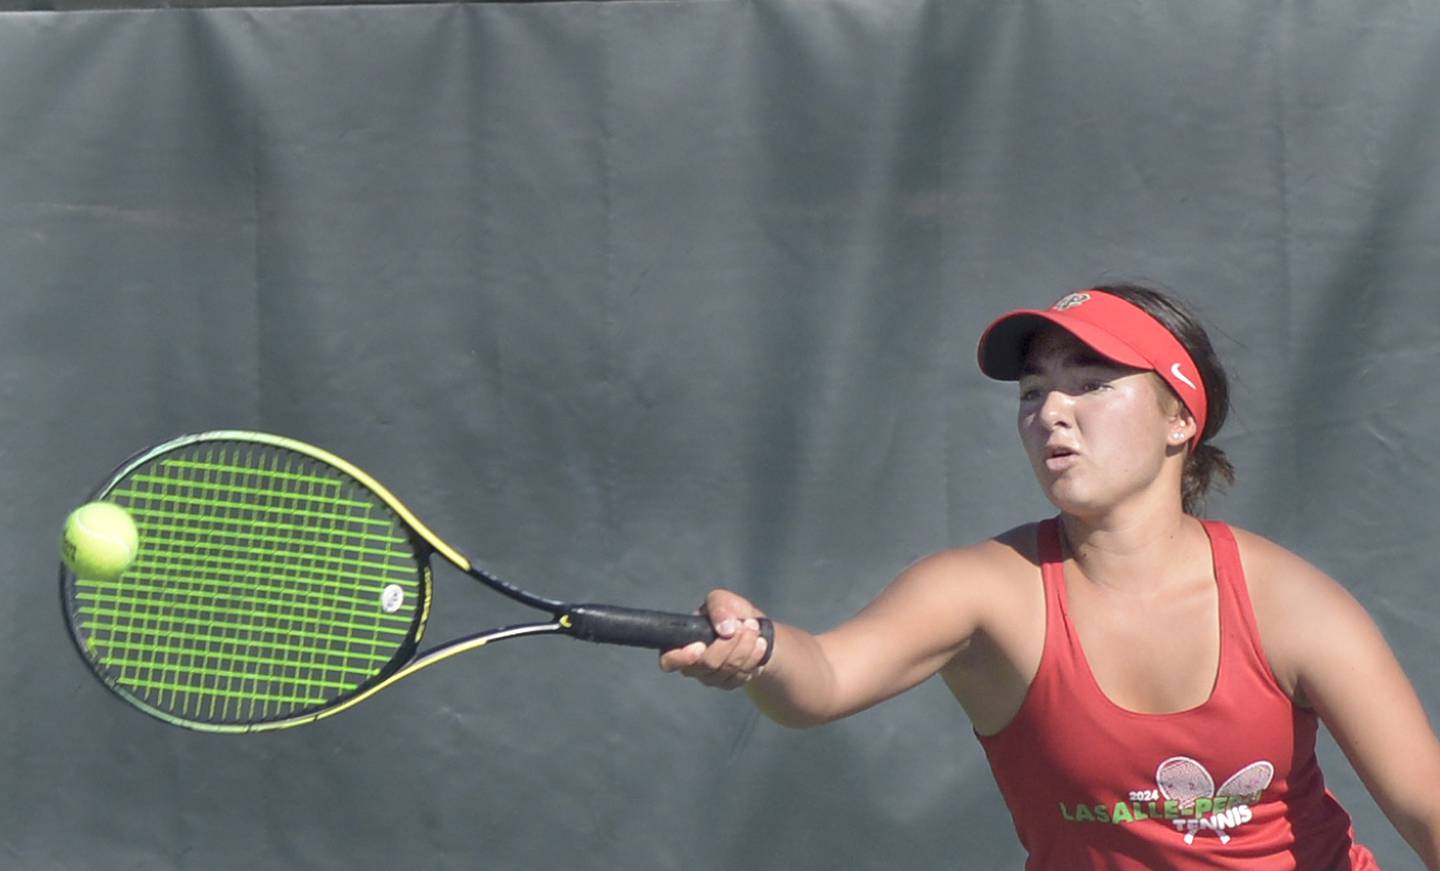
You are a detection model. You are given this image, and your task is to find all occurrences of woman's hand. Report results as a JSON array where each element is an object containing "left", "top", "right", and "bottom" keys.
[{"left": 658, "top": 589, "right": 770, "bottom": 690}]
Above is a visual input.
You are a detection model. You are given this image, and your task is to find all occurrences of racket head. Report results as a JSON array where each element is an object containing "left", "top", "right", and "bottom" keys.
[
  {"left": 1155, "top": 756, "right": 1214, "bottom": 810},
  {"left": 60, "top": 431, "right": 435, "bottom": 733},
  {"left": 1216, "top": 761, "right": 1274, "bottom": 800}
]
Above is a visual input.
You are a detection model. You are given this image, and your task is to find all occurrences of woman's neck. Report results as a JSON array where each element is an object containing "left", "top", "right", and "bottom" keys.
[{"left": 1058, "top": 497, "right": 1201, "bottom": 594}]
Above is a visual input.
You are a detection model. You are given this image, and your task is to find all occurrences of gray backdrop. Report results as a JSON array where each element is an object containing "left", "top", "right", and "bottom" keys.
[{"left": 2, "top": 0, "right": 1438, "bottom": 868}]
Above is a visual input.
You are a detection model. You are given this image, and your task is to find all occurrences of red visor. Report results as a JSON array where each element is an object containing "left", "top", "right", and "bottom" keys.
[{"left": 977, "top": 290, "right": 1208, "bottom": 444}]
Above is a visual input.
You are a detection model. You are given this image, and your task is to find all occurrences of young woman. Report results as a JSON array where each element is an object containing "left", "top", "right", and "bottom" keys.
[{"left": 660, "top": 285, "right": 1440, "bottom": 869}]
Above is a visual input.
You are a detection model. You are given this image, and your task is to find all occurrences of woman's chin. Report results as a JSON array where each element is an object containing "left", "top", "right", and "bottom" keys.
[{"left": 1039, "top": 479, "right": 1106, "bottom": 517}]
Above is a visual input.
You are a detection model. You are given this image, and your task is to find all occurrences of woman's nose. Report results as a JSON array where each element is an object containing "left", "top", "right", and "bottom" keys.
[{"left": 1038, "top": 390, "right": 1074, "bottom": 428}]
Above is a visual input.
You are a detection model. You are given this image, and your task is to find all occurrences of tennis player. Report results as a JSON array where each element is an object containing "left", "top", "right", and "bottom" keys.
[{"left": 661, "top": 284, "right": 1440, "bottom": 869}]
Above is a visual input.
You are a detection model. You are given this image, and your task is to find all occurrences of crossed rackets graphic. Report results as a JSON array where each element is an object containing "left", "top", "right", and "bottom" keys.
[{"left": 1156, "top": 757, "right": 1275, "bottom": 844}]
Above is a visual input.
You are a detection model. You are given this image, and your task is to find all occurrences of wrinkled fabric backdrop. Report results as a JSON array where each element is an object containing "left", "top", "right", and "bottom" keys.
[{"left": 1, "top": 0, "right": 1437, "bottom": 868}]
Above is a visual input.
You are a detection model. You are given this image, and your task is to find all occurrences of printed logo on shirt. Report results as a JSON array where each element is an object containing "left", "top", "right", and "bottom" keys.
[{"left": 1055, "top": 756, "right": 1275, "bottom": 847}]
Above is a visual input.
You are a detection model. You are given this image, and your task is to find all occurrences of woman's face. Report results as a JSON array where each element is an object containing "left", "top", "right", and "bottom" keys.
[{"left": 1016, "top": 326, "right": 1188, "bottom": 516}]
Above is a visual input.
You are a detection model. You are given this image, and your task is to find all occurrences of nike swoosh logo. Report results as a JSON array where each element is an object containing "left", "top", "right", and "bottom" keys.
[{"left": 1171, "top": 362, "right": 1197, "bottom": 390}]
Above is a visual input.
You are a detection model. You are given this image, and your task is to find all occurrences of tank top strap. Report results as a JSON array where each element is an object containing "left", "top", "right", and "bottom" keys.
[
  {"left": 1199, "top": 519, "right": 1275, "bottom": 682},
  {"left": 1036, "top": 516, "right": 1078, "bottom": 660}
]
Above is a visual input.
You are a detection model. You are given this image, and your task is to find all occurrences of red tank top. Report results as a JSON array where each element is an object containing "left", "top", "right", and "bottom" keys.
[{"left": 976, "top": 518, "right": 1381, "bottom": 870}]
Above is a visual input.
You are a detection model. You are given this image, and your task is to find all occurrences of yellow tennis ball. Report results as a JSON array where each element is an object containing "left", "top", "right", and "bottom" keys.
[{"left": 61, "top": 502, "right": 139, "bottom": 581}]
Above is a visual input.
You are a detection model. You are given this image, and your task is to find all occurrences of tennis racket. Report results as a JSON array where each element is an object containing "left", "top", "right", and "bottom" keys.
[{"left": 61, "top": 430, "right": 772, "bottom": 733}]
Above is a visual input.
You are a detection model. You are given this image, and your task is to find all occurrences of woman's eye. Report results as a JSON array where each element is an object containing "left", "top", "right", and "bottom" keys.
[{"left": 1084, "top": 380, "right": 1109, "bottom": 392}]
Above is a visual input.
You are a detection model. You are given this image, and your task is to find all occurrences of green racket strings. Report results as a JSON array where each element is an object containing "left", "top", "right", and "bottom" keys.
[{"left": 71, "top": 442, "right": 422, "bottom": 725}]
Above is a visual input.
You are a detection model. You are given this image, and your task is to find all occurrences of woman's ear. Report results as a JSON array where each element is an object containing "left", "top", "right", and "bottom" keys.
[
  {"left": 1167, "top": 407, "right": 1198, "bottom": 445},
  {"left": 1155, "top": 374, "right": 1197, "bottom": 446}
]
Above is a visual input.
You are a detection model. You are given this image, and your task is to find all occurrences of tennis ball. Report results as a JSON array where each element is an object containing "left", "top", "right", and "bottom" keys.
[{"left": 61, "top": 501, "right": 139, "bottom": 581}]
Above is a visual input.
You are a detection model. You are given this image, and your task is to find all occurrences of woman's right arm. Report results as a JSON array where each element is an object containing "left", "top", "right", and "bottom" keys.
[{"left": 659, "top": 545, "right": 1007, "bottom": 728}]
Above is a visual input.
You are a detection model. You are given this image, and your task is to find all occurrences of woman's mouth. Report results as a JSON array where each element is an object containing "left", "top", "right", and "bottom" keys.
[{"left": 1044, "top": 446, "right": 1079, "bottom": 471}]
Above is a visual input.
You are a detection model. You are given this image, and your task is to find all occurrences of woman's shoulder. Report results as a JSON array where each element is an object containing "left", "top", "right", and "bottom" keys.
[
  {"left": 1212, "top": 521, "right": 1361, "bottom": 620},
  {"left": 1218, "top": 521, "right": 1379, "bottom": 696},
  {"left": 1216, "top": 522, "right": 1342, "bottom": 596},
  {"left": 893, "top": 522, "right": 1048, "bottom": 603},
  {"left": 917, "top": 521, "right": 1047, "bottom": 571}
]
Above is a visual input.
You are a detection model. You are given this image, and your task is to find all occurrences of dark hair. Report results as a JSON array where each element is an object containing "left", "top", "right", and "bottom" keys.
[{"left": 1092, "top": 283, "right": 1235, "bottom": 515}]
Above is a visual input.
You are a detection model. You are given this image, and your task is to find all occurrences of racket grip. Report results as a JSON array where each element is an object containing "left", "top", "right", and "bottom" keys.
[{"left": 564, "top": 604, "right": 775, "bottom": 666}]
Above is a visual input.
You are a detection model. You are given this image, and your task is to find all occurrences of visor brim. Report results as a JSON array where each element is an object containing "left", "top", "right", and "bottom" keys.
[{"left": 977, "top": 310, "right": 1153, "bottom": 381}]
